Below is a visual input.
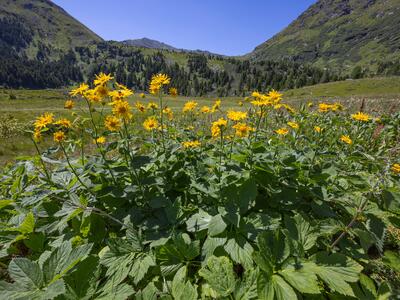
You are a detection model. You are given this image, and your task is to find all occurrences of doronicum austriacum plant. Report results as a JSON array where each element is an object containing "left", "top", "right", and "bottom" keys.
[{"left": 0, "top": 72, "right": 400, "bottom": 299}]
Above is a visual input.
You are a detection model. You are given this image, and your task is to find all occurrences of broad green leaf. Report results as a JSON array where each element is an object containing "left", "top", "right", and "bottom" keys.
[
  {"left": 43, "top": 241, "right": 93, "bottom": 284},
  {"left": 199, "top": 256, "right": 236, "bottom": 298},
  {"left": 96, "top": 283, "right": 135, "bottom": 300},
  {"left": 202, "top": 236, "right": 227, "bottom": 261},
  {"left": 310, "top": 252, "right": 363, "bottom": 296},
  {"left": 284, "top": 214, "right": 318, "bottom": 253},
  {"left": 382, "top": 250, "right": 400, "bottom": 272},
  {"left": 224, "top": 236, "right": 253, "bottom": 269},
  {"left": 19, "top": 212, "right": 35, "bottom": 234},
  {"left": 172, "top": 266, "right": 198, "bottom": 300},
  {"left": 186, "top": 210, "right": 212, "bottom": 232},
  {"left": 0, "top": 199, "right": 13, "bottom": 210},
  {"left": 208, "top": 214, "right": 227, "bottom": 236},
  {"left": 279, "top": 262, "right": 320, "bottom": 294},
  {"left": 256, "top": 230, "right": 290, "bottom": 266},
  {"left": 257, "top": 273, "right": 275, "bottom": 300},
  {"left": 272, "top": 275, "right": 298, "bottom": 300},
  {"left": 129, "top": 254, "right": 156, "bottom": 285},
  {"left": 8, "top": 258, "right": 43, "bottom": 290},
  {"left": 234, "top": 268, "right": 258, "bottom": 300}
]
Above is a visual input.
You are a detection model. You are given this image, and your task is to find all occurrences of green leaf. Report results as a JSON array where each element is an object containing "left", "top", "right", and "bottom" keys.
[
  {"left": 199, "top": 256, "right": 236, "bottom": 298},
  {"left": 284, "top": 214, "right": 318, "bottom": 253},
  {"left": 202, "top": 236, "right": 227, "bottom": 261},
  {"left": 19, "top": 212, "right": 35, "bottom": 234},
  {"left": 129, "top": 254, "right": 156, "bottom": 285},
  {"left": 278, "top": 262, "right": 320, "bottom": 294},
  {"left": 310, "top": 252, "right": 363, "bottom": 296},
  {"left": 237, "top": 179, "right": 257, "bottom": 213},
  {"left": 186, "top": 210, "right": 212, "bottom": 232},
  {"left": 234, "top": 268, "right": 258, "bottom": 300},
  {"left": 224, "top": 236, "right": 254, "bottom": 269},
  {"left": 172, "top": 266, "right": 198, "bottom": 300},
  {"left": 0, "top": 199, "right": 13, "bottom": 210},
  {"left": 253, "top": 230, "right": 291, "bottom": 276},
  {"left": 8, "top": 258, "right": 43, "bottom": 290},
  {"left": 258, "top": 274, "right": 297, "bottom": 300},
  {"left": 208, "top": 214, "right": 227, "bottom": 236},
  {"left": 257, "top": 273, "right": 275, "bottom": 300},
  {"left": 96, "top": 283, "right": 135, "bottom": 300},
  {"left": 272, "top": 275, "right": 298, "bottom": 300},
  {"left": 382, "top": 250, "right": 400, "bottom": 272},
  {"left": 43, "top": 241, "right": 93, "bottom": 284}
]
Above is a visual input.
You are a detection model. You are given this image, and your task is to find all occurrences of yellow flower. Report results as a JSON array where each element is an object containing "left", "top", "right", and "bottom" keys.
[
  {"left": 318, "top": 103, "right": 342, "bottom": 113},
  {"left": 314, "top": 126, "right": 322, "bottom": 133},
  {"left": 140, "top": 93, "right": 146, "bottom": 99},
  {"left": 53, "top": 131, "right": 66, "bottom": 143},
  {"left": 163, "top": 107, "right": 174, "bottom": 120},
  {"left": 70, "top": 83, "right": 89, "bottom": 97},
  {"left": 104, "top": 115, "right": 121, "bottom": 132},
  {"left": 94, "top": 72, "right": 113, "bottom": 86},
  {"left": 351, "top": 112, "right": 370, "bottom": 122},
  {"left": 232, "top": 123, "right": 254, "bottom": 138},
  {"left": 112, "top": 100, "right": 132, "bottom": 120},
  {"left": 183, "top": 101, "right": 198, "bottom": 113},
  {"left": 307, "top": 102, "right": 313, "bottom": 107},
  {"left": 108, "top": 88, "right": 133, "bottom": 101},
  {"left": 149, "top": 73, "right": 170, "bottom": 95},
  {"left": 275, "top": 128, "right": 289, "bottom": 135},
  {"left": 201, "top": 106, "right": 211, "bottom": 113},
  {"left": 238, "top": 101, "right": 243, "bottom": 107},
  {"left": 211, "top": 118, "right": 227, "bottom": 138},
  {"left": 55, "top": 118, "right": 72, "bottom": 128},
  {"left": 34, "top": 112, "right": 54, "bottom": 130},
  {"left": 143, "top": 117, "right": 159, "bottom": 131},
  {"left": 340, "top": 135, "right": 352, "bottom": 145},
  {"left": 283, "top": 104, "right": 296, "bottom": 114},
  {"left": 182, "top": 140, "right": 201, "bottom": 149},
  {"left": 211, "top": 99, "right": 221, "bottom": 112},
  {"left": 251, "top": 92, "right": 272, "bottom": 107},
  {"left": 95, "top": 136, "right": 106, "bottom": 144},
  {"left": 169, "top": 87, "right": 178, "bottom": 97},
  {"left": 94, "top": 85, "right": 109, "bottom": 99},
  {"left": 135, "top": 102, "right": 146, "bottom": 113},
  {"left": 391, "top": 163, "right": 400, "bottom": 174},
  {"left": 33, "top": 130, "right": 42, "bottom": 142},
  {"left": 287, "top": 121, "right": 299, "bottom": 130},
  {"left": 227, "top": 110, "right": 247, "bottom": 121},
  {"left": 64, "top": 100, "right": 75, "bottom": 109},
  {"left": 268, "top": 89, "right": 283, "bottom": 104},
  {"left": 147, "top": 102, "right": 159, "bottom": 110}
]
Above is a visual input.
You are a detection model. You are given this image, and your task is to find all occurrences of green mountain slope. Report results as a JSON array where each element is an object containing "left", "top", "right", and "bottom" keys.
[
  {"left": 251, "top": 0, "right": 400, "bottom": 72},
  {"left": 0, "top": 0, "right": 102, "bottom": 58}
]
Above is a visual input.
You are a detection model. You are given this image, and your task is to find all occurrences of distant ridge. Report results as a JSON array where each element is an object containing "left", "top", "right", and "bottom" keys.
[
  {"left": 121, "top": 37, "right": 224, "bottom": 56},
  {"left": 122, "top": 38, "right": 177, "bottom": 51}
]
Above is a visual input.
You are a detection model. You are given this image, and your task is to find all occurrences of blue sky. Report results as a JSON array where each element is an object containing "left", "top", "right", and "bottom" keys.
[{"left": 52, "top": 0, "right": 316, "bottom": 56}]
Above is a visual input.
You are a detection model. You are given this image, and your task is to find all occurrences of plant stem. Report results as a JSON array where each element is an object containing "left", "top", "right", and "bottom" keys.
[
  {"left": 31, "top": 137, "right": 51, "bottom": 182},
  {"left": 60, "top": 142, "right": 93, "bottom": 195}
]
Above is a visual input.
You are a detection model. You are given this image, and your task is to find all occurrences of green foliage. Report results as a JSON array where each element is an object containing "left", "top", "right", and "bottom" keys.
[{"left": 0, "top": 80, "right": 400, "bottom": 299}]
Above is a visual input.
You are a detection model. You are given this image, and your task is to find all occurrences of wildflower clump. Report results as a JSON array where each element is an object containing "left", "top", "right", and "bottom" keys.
[{"left": 6, "top": 73, "right": 400, "bottom": 300}]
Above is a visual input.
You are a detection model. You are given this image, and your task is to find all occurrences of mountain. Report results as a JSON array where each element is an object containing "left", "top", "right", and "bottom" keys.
[
  {"left": 122, "top": 38, "right": 178, "bottom": 51},
  {"left": 0, "top": 0, "right": 102, "bottom": 59},
  {"left": 250, "top": 0, "right": 400, "bottom": 71}
]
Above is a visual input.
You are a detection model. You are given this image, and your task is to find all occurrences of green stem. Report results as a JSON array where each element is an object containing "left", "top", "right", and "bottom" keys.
[
  {"left": 31, "top": 137, "right": 51, "bottom": 182},
  {"left": 60, "top": 142, "right": 92, "bottom": 195}
]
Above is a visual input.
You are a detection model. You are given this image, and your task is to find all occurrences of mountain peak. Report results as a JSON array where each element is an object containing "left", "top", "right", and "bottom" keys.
[
  {"left": 250, "top": 0, "right": 400, "bottom": 71},
  {"left": 122, "top": 38, "right": 177, "bottom": 51}
]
